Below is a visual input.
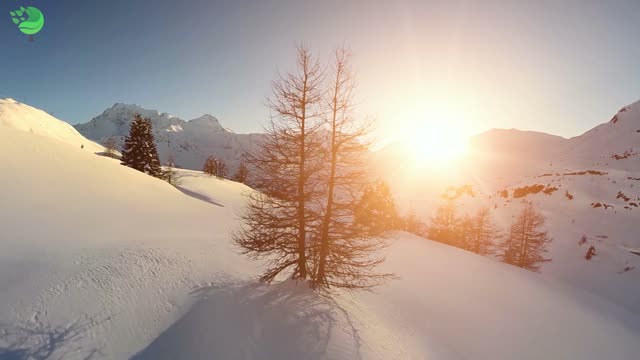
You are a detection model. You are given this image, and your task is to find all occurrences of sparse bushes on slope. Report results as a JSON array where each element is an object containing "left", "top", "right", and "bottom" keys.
[
  {"left": 442, "top": 185, "right": 475, "bottom": 200},
  {"left": 565, "top": 190, "right": 574, "bottom": 200},
  {"left": 104, "top": 137, "right": 117, "bottom": 159},
  {"left": 513, "top": 184, "right": 545, "bottom": 198},
  {"left": 585, "top": 245, "right": 596, "bottom": 260},
  {"left": 512, "top": 184, "right": 558, "bottom": 198}
]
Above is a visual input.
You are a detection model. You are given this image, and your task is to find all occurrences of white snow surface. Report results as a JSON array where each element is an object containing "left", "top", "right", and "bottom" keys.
[
  {"left": 1, "top": 99, "right": 640, "bottom": 359},
  {"left": 0, "top": 98, "right": 104, "bottom": 154}
]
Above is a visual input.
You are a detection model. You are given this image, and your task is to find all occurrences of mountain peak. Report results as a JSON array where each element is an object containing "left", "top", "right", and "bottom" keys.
[
  {"left": 105, "top": 102, "right": 146, "bottom": 113},
  {"left": 608, "top": 98, "right": 640, "bottom": 125},
  {"left": 188, "top": 114, "right": 225, "bottom": 131}
]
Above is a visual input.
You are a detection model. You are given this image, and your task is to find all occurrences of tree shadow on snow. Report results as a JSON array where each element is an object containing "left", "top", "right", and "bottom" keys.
[
  {"left": 0, "top": 315, "right": 107, "bottom": 360},
  {"left": 174, "top": 186, "right": 224, "bottom": 207},
  {"left": 131, "top": 282, "right": 361, "bottom": 360}
]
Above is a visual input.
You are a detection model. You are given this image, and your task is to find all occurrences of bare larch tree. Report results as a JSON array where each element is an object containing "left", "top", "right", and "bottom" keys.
[
  {"left": 203, "top": 155, "right": 217, "bottom": 176},
  {"left": 233, "top": 45, "right": 325, "bottom": 282},
  {"left": 500, "top": 202, "right": 552, "bottom": 271},
  {"left": 461, "top": 207, "right": 501, "bottom": 256},
  {"left": 313, "top": 48, "right": 393, "bottom": 289},
  {"left": 428, "top": 200, "right": 460, "bottom": 246},
  {"left": 104, "top": 137, "right": 117, "bottom": 159}
]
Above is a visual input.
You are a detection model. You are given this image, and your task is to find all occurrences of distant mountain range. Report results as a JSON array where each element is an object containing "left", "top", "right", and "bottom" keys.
[
  {"left": 73, "top": 100, "right": 640, "bottom": 181},
  {"left": 74, "top": 103, "right": 264, "bottom": 173}
]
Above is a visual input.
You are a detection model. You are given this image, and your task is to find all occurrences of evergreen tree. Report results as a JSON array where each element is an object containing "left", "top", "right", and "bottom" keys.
[
  {"left": 121, "top": 114, "right": 162, "bottom": 177},
  {"left": 202, "top": 155, "right": 217, "bottom": 176},
  {"left": 354, "top": 179, "right": 398, "bottom": 235},
  {"left": 232, "top": 162, "right": 249, "bottom": 184},
  {"left": 500, "top": 202, "right": 552, "bottom": 271}
]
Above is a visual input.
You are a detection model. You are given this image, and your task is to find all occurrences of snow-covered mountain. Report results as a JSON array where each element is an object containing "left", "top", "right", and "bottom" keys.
[
  {"left": 371, "top": 99, "right": 640, "bottom": 313},
  {"left": 74, "top": 103, "right": 264, "bottom": 172},
  {"left": 1, "top": 101, "right": 639, "bottom": 358}
]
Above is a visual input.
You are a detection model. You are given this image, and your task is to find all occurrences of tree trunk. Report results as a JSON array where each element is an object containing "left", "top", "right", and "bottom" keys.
[{"left": 296, "top": 72, "right": 309, "bottom": 279}]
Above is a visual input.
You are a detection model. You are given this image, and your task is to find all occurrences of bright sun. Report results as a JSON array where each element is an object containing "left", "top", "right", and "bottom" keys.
[{"left": 405, "top": 123, "right": 469, "bottom": 168}]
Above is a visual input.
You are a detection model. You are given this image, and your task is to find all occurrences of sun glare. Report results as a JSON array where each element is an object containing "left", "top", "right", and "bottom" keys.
[{"left": 405, "top": 123, "right": 469, "bottom": 168}]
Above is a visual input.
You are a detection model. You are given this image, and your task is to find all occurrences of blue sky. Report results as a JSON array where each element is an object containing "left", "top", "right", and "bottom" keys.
[{"left": 2, "top": 0, "right": 640, "bottom": 140}]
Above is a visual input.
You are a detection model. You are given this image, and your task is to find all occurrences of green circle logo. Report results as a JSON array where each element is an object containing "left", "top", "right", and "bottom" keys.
[{"left": 10, "top": 6, "right": 44, "bottom": 36}]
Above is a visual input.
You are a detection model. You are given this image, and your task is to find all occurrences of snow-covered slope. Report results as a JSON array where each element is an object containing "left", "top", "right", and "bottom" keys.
[
  {"left": 0, "top": 123, "right": 259, "bottom": 357},
  {"left": 74, "top": 103, "right": 264, "bottom": 172},
  {"left": 0, "top": 98, "right": 104, "bottom": 154},
  {"left": 371, "top": 99, "right": 640, "bottom": 313},
  {"left": 564, "top": 100, "right": 640, "bottom": 169},
  {"left": 2, "top": 100, "right": 640, "bottom": 359},
  {"left": 131, "top": 234, "right": 640, "bottom": 360}
]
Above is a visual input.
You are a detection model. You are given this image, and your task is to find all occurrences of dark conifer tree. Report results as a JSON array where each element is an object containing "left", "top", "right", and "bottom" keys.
[{"left": 121, "top": 114, "right": 162, "bottom": 177}]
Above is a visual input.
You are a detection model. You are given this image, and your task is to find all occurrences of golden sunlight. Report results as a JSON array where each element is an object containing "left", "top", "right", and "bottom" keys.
[{"left": 404, "top": 122, "right": 469, "bottom": 168}]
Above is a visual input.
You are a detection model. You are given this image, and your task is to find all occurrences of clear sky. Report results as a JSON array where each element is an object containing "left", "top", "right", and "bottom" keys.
[{"left": 2, "top": 0, "right": 640, "bottom": 141}]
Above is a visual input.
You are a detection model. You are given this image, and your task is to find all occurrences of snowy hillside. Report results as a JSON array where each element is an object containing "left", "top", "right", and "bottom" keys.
[
  {"left": 0, "top": 98, "right": 104, "bottom": 154},
  {"left": 2, "top": 100, "right": 640, "bottom": 359},
  {"left": 564, "top": 100, "right": 640, "bottom": 169},
  {"left": 372, "top": 99, "right": 640, "bottom": 313},
  {"left": 74, "top": 103, "right": 264, "bottom": 172}
]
